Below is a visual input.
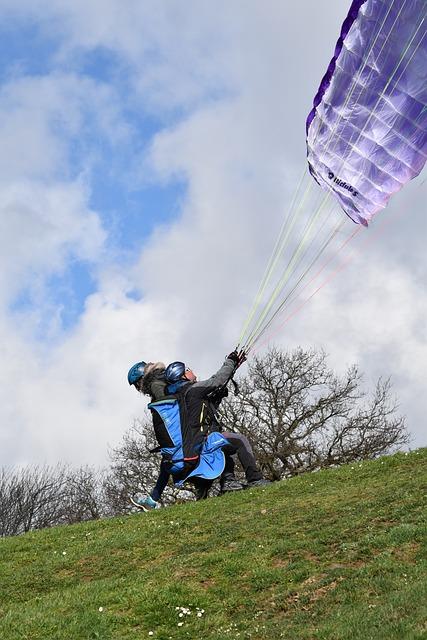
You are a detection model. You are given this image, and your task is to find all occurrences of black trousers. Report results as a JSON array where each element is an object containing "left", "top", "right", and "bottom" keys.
[{"left": 221, "top": 432, "right": 263, "bottom": 483}]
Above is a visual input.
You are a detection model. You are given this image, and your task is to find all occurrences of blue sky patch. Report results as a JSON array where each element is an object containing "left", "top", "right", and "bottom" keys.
[
  {"left": 9, "top": 260, "right": 97, "bottom": 336},
  {"left": 0, "top": 20, "right": 59, "bottom": 81},
  {"left": 90, "top": 178, "right": 187, "bottom": 259},
  {"left": 1, "top": 10, "right": 191, "bottom": 335}
]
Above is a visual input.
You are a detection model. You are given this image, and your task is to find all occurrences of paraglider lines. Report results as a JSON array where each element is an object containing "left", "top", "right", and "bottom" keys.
[{"left": 237, "top": 0, "right": 426, "bottom": 352}]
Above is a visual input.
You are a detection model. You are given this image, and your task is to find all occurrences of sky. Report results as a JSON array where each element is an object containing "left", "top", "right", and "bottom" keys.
[{"left": 0, "top": 0, "right": 425, "bottom": 468}]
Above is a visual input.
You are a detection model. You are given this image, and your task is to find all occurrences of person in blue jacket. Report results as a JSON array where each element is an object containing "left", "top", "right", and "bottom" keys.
[
  {"left": 128, "top": 351, "right": 269, "bottom": 510},
  {"left": 127, "top": 360, "right": 170, "bottom": 510}
]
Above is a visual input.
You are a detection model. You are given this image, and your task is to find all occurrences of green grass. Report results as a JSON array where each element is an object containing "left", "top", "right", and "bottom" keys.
[{"left": 1, "top": 450, "right": 426, "bottom": 640}]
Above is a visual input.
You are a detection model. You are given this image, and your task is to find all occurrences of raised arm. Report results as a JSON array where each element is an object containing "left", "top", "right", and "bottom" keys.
[{"left": 192, "top": 350, "right": 247, "bottom": 396}]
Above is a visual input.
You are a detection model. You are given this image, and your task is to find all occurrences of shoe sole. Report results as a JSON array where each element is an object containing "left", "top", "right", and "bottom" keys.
[{"left": 129, "top": 496, "right": 154, "bottom": 511}]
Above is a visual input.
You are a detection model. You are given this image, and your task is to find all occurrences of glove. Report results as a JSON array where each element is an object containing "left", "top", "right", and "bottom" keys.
[
  {"left": 227, "top": 350, "right": 239, "bottom": 365},
  {"left": 227, "top": 349, "right": 247, "bottom": 369}
]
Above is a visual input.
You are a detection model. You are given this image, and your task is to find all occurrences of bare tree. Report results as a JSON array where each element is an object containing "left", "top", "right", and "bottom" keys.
[
  {"left": 60, "top": 466, "right": 106, "bottom": 524},
  {"left": 0, "top": 465, "right": 69, "bottom": 536},
  {"left": 0, "top": 464, "right": 112, "bottom": 535},
  {"left": 0, "top": 468, "right": 21, "bottom": 537},
  {"left": 219, "top": 347, "right": 409, "bottom": 479}
]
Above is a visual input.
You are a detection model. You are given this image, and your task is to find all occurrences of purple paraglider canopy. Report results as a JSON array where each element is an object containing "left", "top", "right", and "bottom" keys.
[{"left": 306, "top": 0, "right": 427, "bottom": 226}]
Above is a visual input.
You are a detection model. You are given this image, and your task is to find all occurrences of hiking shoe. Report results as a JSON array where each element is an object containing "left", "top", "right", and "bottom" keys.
[
  {"left": 247, "top": 478, "right": 271, "bottom": 488},
  {"left": 221, "top": 479, "right": 245, "bottom": 493},
  {"left": 130, "top": 495, "right": 160, "bottom": 511},
  {"left": 193, "top": 480, "right": 212, "bottom": 500}
]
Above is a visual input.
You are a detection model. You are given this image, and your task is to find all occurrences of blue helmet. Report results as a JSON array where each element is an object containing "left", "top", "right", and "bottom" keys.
[
  {"left": 165, "top": 361, "right": 186, "bottom": 383},
  {"left": 127, "top": 361, "right": 147, "bottom": 386}
]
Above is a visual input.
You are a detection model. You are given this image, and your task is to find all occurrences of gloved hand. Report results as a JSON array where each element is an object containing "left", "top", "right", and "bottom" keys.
[
  {"left": 227, "top": 349, "right": 247, "bottom": 369},
  {"left": 227, "top": 350, "right": 239, "bottom": 365}
]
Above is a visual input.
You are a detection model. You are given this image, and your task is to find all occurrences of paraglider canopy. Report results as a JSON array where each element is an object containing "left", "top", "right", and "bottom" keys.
[{"left": 306, "top": 0, "right": 427, "bottom": 226}]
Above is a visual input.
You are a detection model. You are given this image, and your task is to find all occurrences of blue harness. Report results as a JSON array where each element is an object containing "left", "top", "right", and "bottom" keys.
[{"left": 148, "top": 398, "right": 228, "bottom": 485}]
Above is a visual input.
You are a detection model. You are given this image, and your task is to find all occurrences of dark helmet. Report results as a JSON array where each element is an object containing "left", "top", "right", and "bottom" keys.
[
  {"left": 127, "top": 361, "right": 147, "bottom": 386},
  {"left": 165, "top": 361, "right": 186, "bottom": 383}
]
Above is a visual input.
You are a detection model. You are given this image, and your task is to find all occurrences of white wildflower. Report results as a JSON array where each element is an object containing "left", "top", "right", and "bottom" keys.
[{"left": 98, "top": 607, "right": 103, "bottom": 612}]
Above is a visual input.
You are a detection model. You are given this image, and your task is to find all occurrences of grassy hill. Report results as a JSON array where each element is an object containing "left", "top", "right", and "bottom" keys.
[{"left": 0, "top": 450, "right": 426, "bottom": 640}]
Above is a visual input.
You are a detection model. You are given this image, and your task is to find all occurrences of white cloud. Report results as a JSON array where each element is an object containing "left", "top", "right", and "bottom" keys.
[
  {"left": 0, "top": 180, "right": 105, "bottom": 302},
  {"left": 0, "top": 70, "right": 135, "bottom": 307},
  {"left": 0, "top": 74, "right": 130, "bottom": 181}
]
